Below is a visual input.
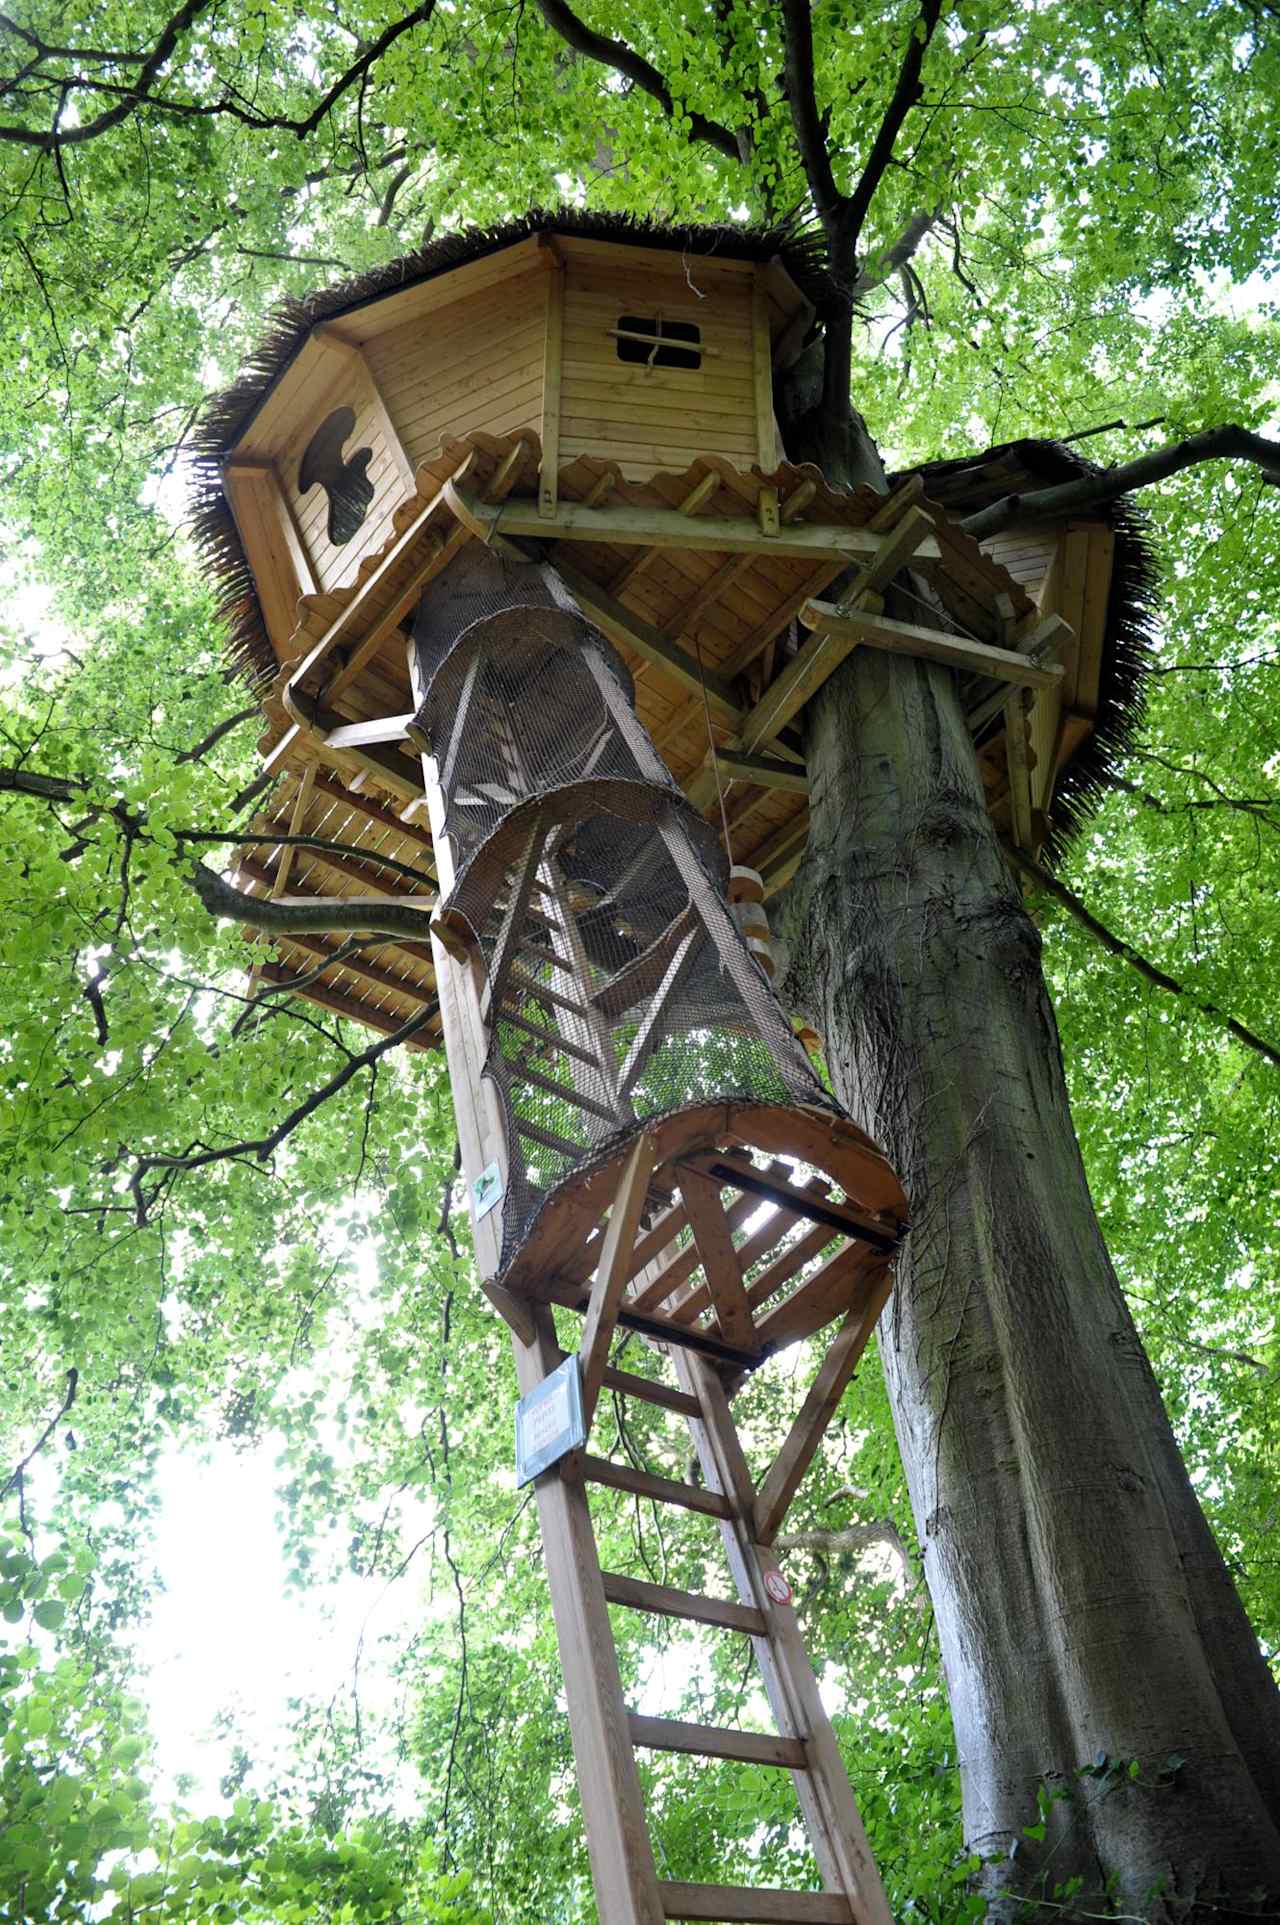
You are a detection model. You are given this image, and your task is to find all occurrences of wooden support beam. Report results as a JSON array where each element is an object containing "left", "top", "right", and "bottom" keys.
[
  {"left": 627, "top": 1713, "right": 805, "bottom": 1771},
  {"left": 539, "top": 239, "right": 565, "bottom": 517},
  {"left": 799, "top": 603, "right": 1067, "bottom": 691},
  {"left": 1004, "top": 684, "right": 1036, "bottom": 849},
  {"left": 680, "top": 1171, "right": 753, "bottom": 1351},
  {"left": 739, "top": 506, "right": 936, "bottom": 750},
  {"left": 706, "top": 748, "right": 809, "bottom": 795},
  {"left": 579, "top": 1135, "right": 658, "bottom": 1428},
  {"left": 446, "top": 479, "right": 943, "bottom": 566},
  {"left": 753, "top": 1280, "right": 895, "bottom": 1546},
  {"left": 600, "top": 1365, "right": 699, "bottom": 1418},
  {"left": 609, "top": 472, "right": 720, "bottom": 596}
]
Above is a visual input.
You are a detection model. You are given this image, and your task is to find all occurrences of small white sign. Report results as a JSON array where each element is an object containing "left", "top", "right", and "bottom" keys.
[
  {"left": 472, "top": 1160, "right": 503, "bottom": 1222},
  {"left": 763, "top": 1569, "right": 793, "bottom": 1607}
]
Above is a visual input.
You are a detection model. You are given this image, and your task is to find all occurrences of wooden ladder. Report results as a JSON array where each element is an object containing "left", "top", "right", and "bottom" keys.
[{"left": 512, "top": 1302, "right": 894, "bottom": 1925}]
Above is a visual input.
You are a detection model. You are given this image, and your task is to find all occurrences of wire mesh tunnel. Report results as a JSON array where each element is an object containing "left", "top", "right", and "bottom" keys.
[{"left": 412, "top": 546, "right": 843, "bottom": 1276}]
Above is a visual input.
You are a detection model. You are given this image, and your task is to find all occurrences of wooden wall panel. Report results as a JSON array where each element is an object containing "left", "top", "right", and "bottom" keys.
[
  {"left": 276, "top": 354, "right": 415, "bottom": 596},
  {"left": 559, "top": 257, "right": 759, "bottom": 479},
  {"left": 365, "top": 270, "right": 549, "bottom": 474}
]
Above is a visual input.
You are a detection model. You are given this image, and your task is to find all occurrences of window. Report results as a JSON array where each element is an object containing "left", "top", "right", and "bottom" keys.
[
  {"left": 614, "top": 314, "right": 702, "bottom": 371},
  {"left": 299, "top": 405, "right": 374, "bottom": 547}
]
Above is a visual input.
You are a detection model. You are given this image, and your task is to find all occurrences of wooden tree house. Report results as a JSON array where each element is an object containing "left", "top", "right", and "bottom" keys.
[{"left": 197, "top": 212, "right": 1145, "bottom": 1925}]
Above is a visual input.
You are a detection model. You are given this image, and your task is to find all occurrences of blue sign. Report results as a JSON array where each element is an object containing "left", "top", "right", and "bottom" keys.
[{"left": 515, "top": 1354, "right": 587, "bottom": 1487}]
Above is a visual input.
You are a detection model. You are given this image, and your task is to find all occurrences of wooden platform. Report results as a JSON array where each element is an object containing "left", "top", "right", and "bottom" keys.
[{"left": 235, "top": 430, "right": 1069, "bottom": 1046}]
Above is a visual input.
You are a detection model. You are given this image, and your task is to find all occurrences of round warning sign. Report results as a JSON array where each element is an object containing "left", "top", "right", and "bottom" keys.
[{"left": 763, "top": 1569, "right": 792, "bottom": 1607}]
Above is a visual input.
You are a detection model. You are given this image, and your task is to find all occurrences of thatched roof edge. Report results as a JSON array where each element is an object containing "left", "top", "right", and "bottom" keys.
[{"left": 901, "top": 437, "right": 1160, "bottom": 859}]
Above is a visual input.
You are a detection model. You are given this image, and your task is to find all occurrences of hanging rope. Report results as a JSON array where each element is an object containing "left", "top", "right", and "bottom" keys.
[{"left": 694, "top": 628, "right": 734, "bottom": 862}]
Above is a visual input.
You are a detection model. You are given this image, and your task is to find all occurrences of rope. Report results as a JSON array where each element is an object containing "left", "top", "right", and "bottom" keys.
[{"left": 693, "top": 629, "right": 734, "bottom": 863}]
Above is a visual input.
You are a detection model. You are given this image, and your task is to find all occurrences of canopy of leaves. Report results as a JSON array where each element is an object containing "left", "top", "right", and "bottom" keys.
[{"left": 0, "top": 0, "right": 1277, "bottom": 1917}]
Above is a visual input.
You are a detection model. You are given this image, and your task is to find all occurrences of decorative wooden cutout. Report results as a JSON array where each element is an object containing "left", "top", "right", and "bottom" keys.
[{"left": 298, "top": 406, "right": 374, "bottom": 547}]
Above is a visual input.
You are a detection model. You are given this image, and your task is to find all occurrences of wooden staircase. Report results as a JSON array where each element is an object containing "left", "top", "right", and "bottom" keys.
[{"left": 513, "top": 1301, "right": 893, "bottom": 1925}]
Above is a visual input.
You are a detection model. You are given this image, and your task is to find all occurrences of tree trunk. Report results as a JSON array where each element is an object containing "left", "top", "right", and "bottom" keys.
[{"left": 779, "top": 641, "right": 1280, "bottom": 1919}]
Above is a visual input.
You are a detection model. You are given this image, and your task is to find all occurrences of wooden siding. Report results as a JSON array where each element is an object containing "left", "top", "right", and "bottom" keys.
[
  {"left": 364, "top": 268, "right": 549, "bottom": 478},
  {"left": 559, "top": 257, "right": 759, "bottom": 478}
]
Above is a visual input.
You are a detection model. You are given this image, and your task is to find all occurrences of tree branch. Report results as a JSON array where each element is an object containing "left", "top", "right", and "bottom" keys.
[
  {"left": 1, "top": 1369, "right": 78, "bottom": 1500},
  {"left": 128, "top": 1002, "right": 435, "bottom": 1219},
  {"left": 1005, "top": 842, "right": 1280, "bottom": 1070},
  {"left": 188, "top": 862, "right": 436, "bottom": 940},
  {"left": 0, "top": 0, "right": 210, "bottom": 149},
  {"left": 531, "top": 0, "right": 740, "bottom": 160},
  {"left": 840, "top": 0, "right": 943, "bottom": 261},
  {"left": 0, "top": 0, "right": 437, "bottom": 150},
  {"left": 961, "top": 425, "right": 1280, "bottom": 539},
  {"left": 778, "top": 0, "right": 842, "bottom": 224},
  {"left": 173, "top": 704, "right": 258, "bottom": 765}
]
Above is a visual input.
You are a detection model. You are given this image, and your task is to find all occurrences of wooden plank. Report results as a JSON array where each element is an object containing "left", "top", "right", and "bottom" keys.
[
  {"left": 601, "top": 1571, "right": 765, "bottom": 1636},
  {"left": 1004, "top": 685, "right": 1035, "bottom": 850},
  {"left": 539, "top": 241, "right": 564, "bottom": 517},
  {"left": 629, "top": 1190, "right": 760, "bottom": 1316},
  {"left": 579, "top": 1135, "right": 659, "bottom": 1427},
  {"left": 753, "top": 1281, "right": 895, "bottom": 1545},
  {"left": 618, "top": 923, "right": 703, "bottom": 1096},
  {"left": 800, "top": 602, "right": 1066, "bottom": 691},
  {"left": 628, "top": 1713, "right": 805, "bottom": 1770},
  {"left": 695, "top": 1156, "right": 899, "bottom": 1254},
  {"left": 674, "top": 1355, "right": 894, "bottom": 1924},
  {"left": 512, "top": 1309, "right": 666, "bottom": 1925},
  {"left": 223, "top": 464, "right": 314, "bottom": 655},
  {"left": 658, "top": 1883, "right": 852, "bottom": 1924},
  {"left": 447, "top": 480, "right": 942, "bottom": 564},
  {"left": 752, "top": 268, "right": 779, "bottom": 469},
  {"left": 582, "top": 1455, "right": 733, "bottom": 1519},
  {"left": 680, "top": 1171, "right": 754, "bottom": 1351}
]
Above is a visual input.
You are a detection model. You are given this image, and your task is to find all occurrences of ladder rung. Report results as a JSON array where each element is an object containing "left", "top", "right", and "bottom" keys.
[
  {"left": 506, "top": 966, "right": 595, "bottom": 1018},
  {"left": 602, "top": 1571, "right": 765, "bottom": 1636},
  {"left": 658, "top": 1882, "right": 852, "bottom": 1923},
  {"left": 513, "top": 1061, "right": 619, "bottom": 1124},
  {"left": 628, "top": 1712, "right": 805, "bottom": 1769},
  {"left": 494, "top": 1004, "right": 602, "bottom": 1070},
  {"left": 516, "top": 1116, "right": 586, "bottom": 1157},
  {"left": 601, "top": 1365, "right": 700, "bottom": 1417},
  {"left": 519, "top": 940, "right": 577, "bottom": 975},
  {"left": 582, "top": 1455, "right": 732, "bottom": 1519}
]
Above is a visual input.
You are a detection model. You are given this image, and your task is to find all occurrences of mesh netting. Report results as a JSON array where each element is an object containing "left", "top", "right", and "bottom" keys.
[{"left": 412, "top": 548, "right": 837, "bottom": 1270}]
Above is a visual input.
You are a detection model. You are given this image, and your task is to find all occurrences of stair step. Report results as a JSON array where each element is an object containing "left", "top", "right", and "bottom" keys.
[
  {"left": 602, "top": 1571, "right": 765, "bottom": 1636},
  {"left": 516, "top": 1116, "right": 586, "bottom": 1158},
  {"left": 628, "top": 1712, "right": 806, "bottom": 1769},
  {"left": 494, "top": 1004, "right": 602, "bottom": 1070},
  {"left": 512, "top": 1059, "right": 620, "bottom": 1124},
  {"left": 699, "top": 1158, "right": 899, "bottom": 1256},
  {"left": 601, "top": 1365, "right": 700, "bottom": 1418},
  {"left": 582, "top": 1454, "right": 732, "bottom": 1519},
  {"left": 658, "top": 1881, "right": 852, "bottom": 1923}
]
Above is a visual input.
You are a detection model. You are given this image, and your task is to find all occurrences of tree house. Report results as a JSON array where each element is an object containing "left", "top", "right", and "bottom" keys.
[{"left": 197, "top": 212, "right": 1133, "bottom": 1925}]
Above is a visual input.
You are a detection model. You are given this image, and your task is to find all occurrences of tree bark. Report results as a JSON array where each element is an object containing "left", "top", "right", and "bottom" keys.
[{"left": 779, "top": 640, "right": 1280, "bottom": 1918}]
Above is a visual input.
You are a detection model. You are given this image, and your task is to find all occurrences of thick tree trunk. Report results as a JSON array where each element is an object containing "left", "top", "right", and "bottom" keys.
[{"left": 779, "top": 642, "right": 1280, "bottom": 1919}]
